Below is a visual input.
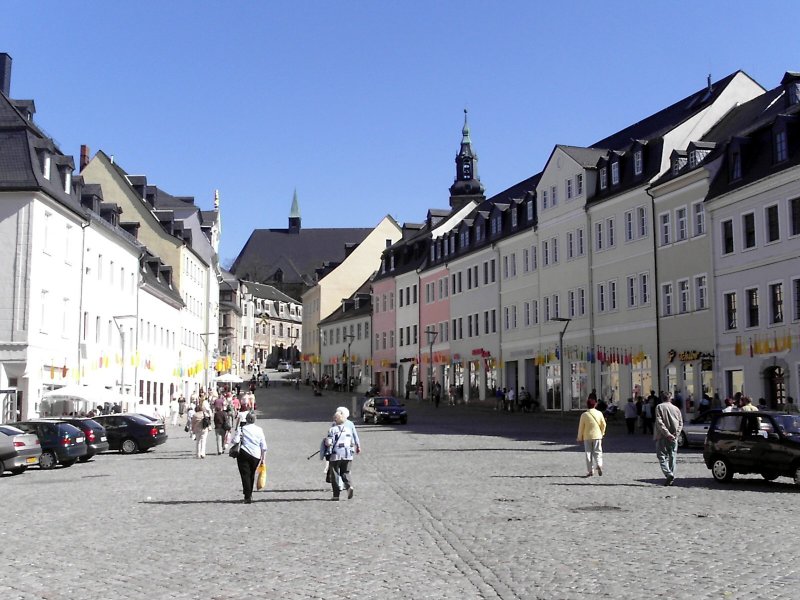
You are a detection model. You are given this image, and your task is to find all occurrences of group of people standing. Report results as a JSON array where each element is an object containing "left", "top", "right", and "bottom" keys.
[
  {"left": 578, "top": 394, "right": 683, "bottom": 486},
  {"left": 183, "top": 390, "right": 257, "bottom": 459}
]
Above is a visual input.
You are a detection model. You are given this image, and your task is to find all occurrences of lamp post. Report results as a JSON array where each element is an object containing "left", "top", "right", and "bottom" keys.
[
  {"left": 553, "top": 317, "right": 571, "bottom": 416},
  {"left": 344, "top": 334, "right": 355, "bottom": 392},
  {"left": 113, "top": 315, "right": 136, "bottom": 396},
  {"left": 425, "top": 326, "right": 438, "bottom": 400},
  {"left": 199, "top": 332, "right": 216, "bottom": 392}
]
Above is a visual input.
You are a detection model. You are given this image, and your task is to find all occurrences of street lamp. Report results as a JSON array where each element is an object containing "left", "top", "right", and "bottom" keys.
[
  {"left": 113, "top": 315, "right": 136, "bottom": 396},
  {"left": 425, "top": 326, "right": 438, "bottom": 400},
  {"left": 344, "top": 334, "right": 355, "bottom": 392},
  {"left": 553, "top": 317, "right": 571, "bottom": 416}
]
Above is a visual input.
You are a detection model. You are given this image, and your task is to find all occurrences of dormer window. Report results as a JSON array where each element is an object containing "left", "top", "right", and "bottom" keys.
[
  {"left": 42, "top": 153, "right": 51, "bottom": 180},
  {"left": 491, "top": 214, "right": 501, "bottom": 236},
  {"left": 526, "top": 200, "right": 534, "bottom": 221},
  {"left": 672, "top": 155, "right": 687, "bottom": 176},
  {"left": 775, "top": 129, "right": 788, "bottom": 163},
  {"left": 511, "top": 208, "right": 518, "bottom": 229},
  {"left": 64, "top": 170, "right": 72, "bottom": 194},
  {"left": 634, "top": 150, "right": 643, "bottom": 175},
  {"left": 611, "top": 162, "right": 620, "bottom": 185},
  {"left": 789, "top": 83, "right": 800, "bottom": 106},
  {"left": 475, "top": 222, "right": 483, "bottom": 241},
  {"left": 460, "top": 229, "right": 469, "bottom": 248},
  {"left": 449, "top": 236, "right": 455, "bottom": 254},
  {"left": 390, "top": 255, "right": 395, "bottom": 271},
  {"left": 731, "top": 151, "right": 742, "bottom": 180},
  {"left": 599, "top": 167, "right": 607, "bottom": 190},
  {"left": 430, "top": 245, "right": 436, "bottom": 262}
]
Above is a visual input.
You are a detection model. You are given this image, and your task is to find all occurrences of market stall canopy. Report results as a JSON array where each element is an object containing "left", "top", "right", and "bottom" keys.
[{"left": 216, "top": 373, "right": 243, "bottom": 383}]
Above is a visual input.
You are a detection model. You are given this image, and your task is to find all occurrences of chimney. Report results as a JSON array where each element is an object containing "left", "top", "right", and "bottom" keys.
[
  {"left": 80, "top": 145, "right": 90, "bottom": 171},
  {"left": 0, "top": 53, "right": 11, "bottom": 97}
]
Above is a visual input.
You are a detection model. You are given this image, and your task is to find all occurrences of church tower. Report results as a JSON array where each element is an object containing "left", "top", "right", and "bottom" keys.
[
  {"left": 448, "top": 109, "right": 485, "bottom": 209},
  {"left": 288, "top": 188, "right": 301, "bottom": 234}
]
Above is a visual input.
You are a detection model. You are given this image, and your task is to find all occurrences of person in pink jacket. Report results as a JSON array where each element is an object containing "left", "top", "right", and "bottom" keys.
[{"left": 577, "top": 398, "right": 607, "bottom": 477}]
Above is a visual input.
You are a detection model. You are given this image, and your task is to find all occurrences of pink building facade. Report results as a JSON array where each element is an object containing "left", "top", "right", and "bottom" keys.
[{"left": 370, "top": 276, "right": 397, "bottom": 395}]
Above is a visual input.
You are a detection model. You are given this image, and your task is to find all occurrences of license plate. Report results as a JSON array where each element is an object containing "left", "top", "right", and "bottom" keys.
[
  {"left": 26, "top": 456, "right": 38, "bottom": 464},
  {"left": 101, "top": 436, "right": 107, "bottom": 442},
  {"left": 76, "top": 437, "right": 85, "bottom": 443}
]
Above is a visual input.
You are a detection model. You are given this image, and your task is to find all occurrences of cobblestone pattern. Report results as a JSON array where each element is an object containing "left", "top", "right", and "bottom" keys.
[{"left": 1, "top": 388, "right": 799, "bottom": 599}]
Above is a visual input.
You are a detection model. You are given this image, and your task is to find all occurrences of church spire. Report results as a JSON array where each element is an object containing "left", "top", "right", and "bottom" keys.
[
  {"left": 449, "top": 109, "right": 484, "bottom": 209},
  {"left": 288, "top": 188, "right": 301, "bottom": 233}
]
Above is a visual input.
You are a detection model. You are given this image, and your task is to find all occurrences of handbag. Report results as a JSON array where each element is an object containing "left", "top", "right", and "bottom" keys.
[
  {"left": 256, "top": 462, "right": 267, "bottom": 490},
  {"left": 201, "top": 415, "right": 211, "bottom": 429},
  {"left": 228, "top": 441, "right": 240, "bottom": 458}
]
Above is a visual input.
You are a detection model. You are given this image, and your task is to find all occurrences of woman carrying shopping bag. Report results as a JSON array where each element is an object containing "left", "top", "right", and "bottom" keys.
[{"left": 231, "top": 412, "right": 267, "bottom": 504}]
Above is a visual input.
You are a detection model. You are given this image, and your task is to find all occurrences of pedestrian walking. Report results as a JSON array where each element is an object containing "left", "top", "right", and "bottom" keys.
[
  {"left": 577, "top": 398, "right": 606, "bottom": 477},
  {"left": 213, "top": 405, "right": 227, "bottom": 455},
  {"left": 170, "top": 397, "right": 179, "bottom": 426},
  {"left": 623, "top": 397, "right": 638, "bottom": 434},
  {"left": 185, "top": 404, "right": 196, "bottom": 439},
  {"left": 321, "top": 406, "right": 361, "bottom": 501},
  {"left": 191, "top": 403, "right": 212, "bottom": 458},
  {"left": 231, "top": 412, "right": 267, "bottom": 504},
  {"left": 654, "top": 395, "right": 683, "bottom": 486},
  {"left": 506, "top": 387, "right": 516, "bottom": 412}
]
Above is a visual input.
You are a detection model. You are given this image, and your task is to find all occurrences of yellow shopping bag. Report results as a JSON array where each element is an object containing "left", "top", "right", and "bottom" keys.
[{"left": 256, "top": 462, "right": 267, "bottom": 491}]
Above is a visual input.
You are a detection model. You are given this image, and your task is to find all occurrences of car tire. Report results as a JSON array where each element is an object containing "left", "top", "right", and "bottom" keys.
[
  {"left": 121, "top": 438, "right": 139, "bottom": 454},
  {"left": 78, "top": 454, "right": 93, "bottom": 463},
  {"left": 794, "top": 467, "right": 800, "bottom": 487},
  {"left": 61, "top": 459, "right": 76, "bottom": 468},
  {"left": 39, "top": 451, "right": 57, "bottom": 470},
  {"left": 711, "top": 458, "right": 734, "bottom": 482},
  {"left": 372, "top": 414, "right": 380, "bottom": 425},
  {"left": 761, "top": 472, "right": 779, "bottom": 481},
  {"left": 10, "top": 466, "right": 27, "bottom": 475},
  {"left": 677, "top": 432, "right": 688, "bottom": 449}
]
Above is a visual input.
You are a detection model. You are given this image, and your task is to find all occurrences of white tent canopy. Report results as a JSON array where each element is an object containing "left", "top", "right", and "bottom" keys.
[
  {"left": 41, "top": 384, "right": 141, "bottom": 415},
  {"left": 216, "top": 373, "right": 243, "bottom": 383}
]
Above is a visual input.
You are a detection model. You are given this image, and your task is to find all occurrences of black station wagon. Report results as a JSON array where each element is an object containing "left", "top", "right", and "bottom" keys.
[{"left": 703, "top": 411, "right": 800, "bottom": 485}]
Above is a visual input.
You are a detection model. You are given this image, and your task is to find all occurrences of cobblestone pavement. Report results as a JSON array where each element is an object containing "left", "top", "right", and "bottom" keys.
[{"left": 2, "top": 386, "right": 800, "bottom": 599}]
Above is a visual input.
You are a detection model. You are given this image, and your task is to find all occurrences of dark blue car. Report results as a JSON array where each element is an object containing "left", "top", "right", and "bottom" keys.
[
  {"left": 93, "top": 414, "right": 167, "bottom": 454},
  {"left": 14, "top": 421, "right": 88, "bottom": 469},
  {"left": 361, "top": 396, "right": 408, "bottom": 425}
]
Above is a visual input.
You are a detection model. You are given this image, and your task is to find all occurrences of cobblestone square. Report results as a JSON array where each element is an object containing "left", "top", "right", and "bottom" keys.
[{"left": 2, "top": 387, "right": 799, "bottom": 599}]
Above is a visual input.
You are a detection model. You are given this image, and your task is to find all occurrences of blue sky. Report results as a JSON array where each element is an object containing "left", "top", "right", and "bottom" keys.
[{"left": 2, "top": 2, "right": 799, "bottom": 266}]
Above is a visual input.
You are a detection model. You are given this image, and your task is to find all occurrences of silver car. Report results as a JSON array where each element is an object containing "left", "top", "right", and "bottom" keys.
[
  {"left": 678, "top": 409, "right": 721, "bottom": 448},
  {"left": 0, "top": 424, "right": 41, "bottom": 474}
]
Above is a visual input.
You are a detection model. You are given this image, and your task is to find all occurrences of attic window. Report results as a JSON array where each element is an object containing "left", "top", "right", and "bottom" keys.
[
  {"left": 63, "top": 170, "right": 72, "bottom": 194},
  {"left": 672, "top": 156, "right": 687, "bottom": 176},
  {"left": 775, "top": 129, "right": 788, "bottom": 163},
  {"left": 390, "top": 255, "right": 395, "bottom": 271},
  {"left": 611, "top": 162, "right": 620, "bottom": 185},
  {"left": 634, "top": 151, "right": 643, "bottom": 175},
  {"left": 689, "top": 149, "right": 710, "bottom": 168},
  {"left": 511, "top": 208, "right": 518, "bottom": 229},
  {"left": 599, "top": 167, "right": 607, "bottom": 190},
  {"left": 42, "top": 153, "right": 51, "bottom": 180},
  {"left": 526, "top": 200, "right": 534, "bottom": 221},
  {"left": 731, "top": 151, "right": 742, "bottom": 180},
  {"left": 475, "top": 223, "right": 483, "bottom": 241},
  {"left": 789, "top": 83, "right": 800, "bottom": 106}
]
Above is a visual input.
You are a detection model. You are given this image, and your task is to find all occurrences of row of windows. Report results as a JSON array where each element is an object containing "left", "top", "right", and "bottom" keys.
[
  {"left": 541, "top": 173, "right": 585, "bottom": 211},
  {"left": 599, "top": 150, "right": 644, "bottom": 192},
  {"left": 254, "top": 322, "right": 298, "bottom": 337},
  {"left": 659, "top": 275, "right": 708, "bottom": 317},
  {"left": 720, "top": 197, "right": 800, "bottom": 254},
  {"left": 322, "top": 322, "right": 370, "bottom": 346},
  {"left": 658, "top": 202, "right": 706, "bottom": 247},
  {"left": 723, "top": 279, "right": 796, "bottom": 331}
]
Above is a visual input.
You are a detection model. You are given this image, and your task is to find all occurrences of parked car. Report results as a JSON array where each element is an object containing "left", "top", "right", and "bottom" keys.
[
  {"left": 93, "top": 414, "right": 167, "bottom": 454},
  {"left": 13, "top": 421, "right": 87, "bottom": 469},
  {"left": 678, "top": 409, "right": 721, "bottom": 448},
  {"left": 0, "top": 424, "right": 41, "bottom": 474},
  {"left": 45, "top": 418, "right": 109, "bottom": 461},
  {"left": 704, "top": 411, "right": 800, "bottom": 484},
  {"left": 276, "top": 361, "right": 290, "bottom": 372},
  {"left": 361, "top": 396, "right": 408, "bottom": 424}
]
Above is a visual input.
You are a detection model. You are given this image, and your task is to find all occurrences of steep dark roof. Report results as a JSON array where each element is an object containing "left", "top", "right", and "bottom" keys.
[
  {"left": 231, "top": 227, "right": 372, "bottom": 285},
  {"left": 592, "top": 71, "right": 756, "bottom": 149},
  {"left": 244, "top": 280, "right": 300, "bottom": 304}
]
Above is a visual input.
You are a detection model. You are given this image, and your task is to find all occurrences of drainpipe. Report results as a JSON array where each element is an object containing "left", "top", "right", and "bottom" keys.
[
  {"left": 645, "top": 185, "right": 662, "bottom": 394},
  {"left": 76, "top": 219, "right": 91, "bottom": 382}
]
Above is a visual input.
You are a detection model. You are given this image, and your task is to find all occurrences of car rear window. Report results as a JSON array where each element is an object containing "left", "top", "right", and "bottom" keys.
[
  {"left": 774, "top": 415, "right": 800, "bottom": 435},
  {"left": 0, "top": 425, "right": 24, "bottom": 435},
  {"left": 126, "top": 415, "right": 153, "bottom": 425},
  {"left": 714, "top": 415, "right": 742, "bottom": 434}
]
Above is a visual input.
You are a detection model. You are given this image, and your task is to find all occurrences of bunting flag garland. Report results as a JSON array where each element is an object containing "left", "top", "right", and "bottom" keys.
[{"left": 735, "top": 336, "right": 743, "bottom": 356}]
